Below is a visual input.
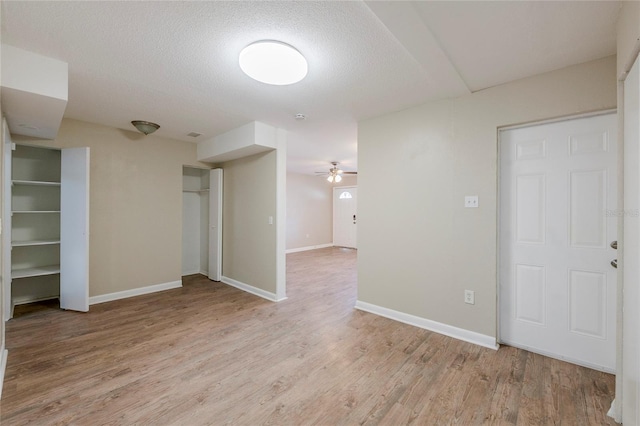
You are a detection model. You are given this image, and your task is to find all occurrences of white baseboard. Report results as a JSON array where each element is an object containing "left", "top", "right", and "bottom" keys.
[
  {"left": 221, "top": 276, "right": 287, "bottom": 302},
  {"left": 607, "top": 399, "right": 620, "bottom": 422},
  {"left": 181, "top": 269, "right": 200, "bottom": 276},
  {"left": 89, "top": 280, "right": 182, "bottom": 305},
  {"left": 0, "top": 348, "right": 8, "bottom": 399},
  {"left": 355, "top": 300, "right": 499, "bottom": 350},
  {"left": 286, "top": 243, "right": 333, "bottom": 254},
  {"left": 199, "top": 269, "right": 208, "bottom": 276}
]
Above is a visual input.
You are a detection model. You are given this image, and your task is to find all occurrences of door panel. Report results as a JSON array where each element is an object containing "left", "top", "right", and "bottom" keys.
[
  {"left": 500, "top": 113, "right": 617, "bottom": 372},
  {"left": 514, "top": 264, "right": 545, "bottom": 325},
  {"left": 60, "top": 147, "right": 89, "bottom": 312},
  {"left": 208, "top": 168, "right": 222, "bottom": 281}
]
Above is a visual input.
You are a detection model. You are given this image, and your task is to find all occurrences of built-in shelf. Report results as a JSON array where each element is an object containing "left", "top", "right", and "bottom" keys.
[
  {"left": 12, "top": 210, "right": 61, "bottom": 214},
  {"left": 11, "top": 265, "right": 60, "bottom": 279},
  {"left": 12, "top": 240, "right": 60, "bottom": 247},
  {"left": 183, "top": 189, "right": 210, "bottom": 193},
  {"left": 12, "top": 180, "right": 61, "bottom": 187}
]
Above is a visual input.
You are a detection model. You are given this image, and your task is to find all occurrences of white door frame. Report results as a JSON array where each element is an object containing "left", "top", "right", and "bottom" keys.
[
  {"left": 208, "top": 168, "right": 222, "bottom": 282},
  {"left": 619, "top": 48, "right": 640, "bottom": 425},
  {"left": 2, "top": 120, "right": 11, "bottom": 321},
  {"left": 333, "top": 185, "right": 357, "bottom": 248},
  {"left": 496, "top": 109, "right": 617, "bottom": 345}
]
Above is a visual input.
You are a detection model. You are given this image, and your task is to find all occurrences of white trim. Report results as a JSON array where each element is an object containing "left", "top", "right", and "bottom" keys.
[
  {"left": 501, "top": 338, "right": 616, "bottom": 374},
  {"left": 221, "top": 276, "right": 287, "bottom": 302},
  {"left": 199, "top": 269, "right": 208, "bottom": 276},
  {"left": 286, "top": 243, "right": 333, "bottom": 254},
  {"left": 0, "top": 348, "right": 8, "bottom": 399},
  {"left": 498, "top": 108, "right": 617, "bottom": 133},
  {"left": 89, "top": 280, "right": 182, "bottom": 305},
  {"left": 355, "top": 300, "right": 499, "bottom": 350},
  {"left": 275, "top": 130, "right": 287, "bottom": 301},
  {"left": 608, "top": 399, "right": 620, "bottom": 422},
  {"left": 181, "top": 269, "right": 200, "bottom": 276}
]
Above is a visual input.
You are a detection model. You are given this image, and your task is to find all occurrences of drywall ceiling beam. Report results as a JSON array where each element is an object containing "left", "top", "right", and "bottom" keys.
[
  {"left": 364, "top": 1, "right": 471, "bottom": 99},
  {"left": 1, "top": 45, "right": 68, "bottom": 139}
]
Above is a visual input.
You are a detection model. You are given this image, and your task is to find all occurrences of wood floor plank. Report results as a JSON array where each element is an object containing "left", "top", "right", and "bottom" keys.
[{"left": 0, "top": 247, "right": 616, "bottom": 425}]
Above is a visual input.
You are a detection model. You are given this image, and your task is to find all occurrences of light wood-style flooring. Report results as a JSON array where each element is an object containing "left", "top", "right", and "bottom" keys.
[{"left": 1, "top": 247, "right": 616, "bottom": 425}]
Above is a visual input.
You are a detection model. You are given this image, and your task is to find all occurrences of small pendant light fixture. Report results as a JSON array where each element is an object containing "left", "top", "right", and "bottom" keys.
[{"left": 131, "top": 120, "right": 160, "bottom": 135}]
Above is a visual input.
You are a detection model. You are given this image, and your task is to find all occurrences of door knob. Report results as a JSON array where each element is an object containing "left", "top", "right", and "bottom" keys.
[
  {"left": 610, "top": 240, "right": 617, "bottom": 250},
  {"left": 611, "top": 259, "right": 617, "bottom": 268}
]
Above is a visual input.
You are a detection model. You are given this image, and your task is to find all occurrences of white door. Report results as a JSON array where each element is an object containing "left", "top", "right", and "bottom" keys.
[
  {"left": 208, "top": 168, "right": 222, "bottom": 281},
  {"left": 499, "top": 113, "right": 617, "bottom": 372},
  {"left": 333, "top": 186, "right": 357, "bottom": 249},
  {"left": 623, "top": 55, "right": 640, "bottom": 425},
  {"left": 60, "top": 147, "right": 90, "bottom": 312},
  {"left": 2, "top": 119, "right": 12, "bottom": 321}
]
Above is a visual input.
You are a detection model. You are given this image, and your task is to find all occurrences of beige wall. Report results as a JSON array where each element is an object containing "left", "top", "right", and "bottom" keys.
[
  {"left": 287, "top": 173, "right": 332, "bottom": 249},
  {"left": 337, "top": 175, "right": 358, "bottom": 187},
  {"left": 358, "top": 56, "right": 617, "bottom": 338},
  {"left": 287, "top": 173, "right": 358, "bottom": 250},
  {"left": 222, "top": 151, "right": 277, "bottom": 294},
  {"left": 617, "top": 1, "right": 640, "bottom": 77},
  {"left": 12, "top": 118, "right": 205, "bottom": 297}
]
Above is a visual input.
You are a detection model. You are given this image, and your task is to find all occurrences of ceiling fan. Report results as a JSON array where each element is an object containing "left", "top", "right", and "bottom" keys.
[{"left": 316, "top": 162, "right": 357, "bottom": 183}]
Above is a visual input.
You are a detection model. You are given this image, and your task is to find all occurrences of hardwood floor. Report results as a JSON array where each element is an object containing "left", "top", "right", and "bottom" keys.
[{"left": 1, "top": 247, "right": 616, "bottom": 425}]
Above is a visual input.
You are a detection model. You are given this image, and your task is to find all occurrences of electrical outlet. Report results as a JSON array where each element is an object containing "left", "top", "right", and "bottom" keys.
[
  {"left": 465, "top": 196, "right": 479, "bottom": 208},
  {"left": 464, "top": 290, "right": 475, "bottom": 305}
]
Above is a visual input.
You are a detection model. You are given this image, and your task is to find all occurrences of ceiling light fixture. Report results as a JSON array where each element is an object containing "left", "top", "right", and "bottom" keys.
[
  {"left": 239, "top": 40, "right": 308, "bottom": 85},
  {"left": 131, "top": 120, "right": 160, "bottom": 135},
  {"left": 327, "top": 174, "right": 342, "bottom": 183}
]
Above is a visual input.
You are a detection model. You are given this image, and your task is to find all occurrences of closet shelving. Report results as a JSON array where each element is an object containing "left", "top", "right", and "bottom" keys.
[
  {"left": 2, "top": 123, "right": 90, "bottom": 321},
  {"left": 9, "top": 145, "right": 62, "bottom": 296}
]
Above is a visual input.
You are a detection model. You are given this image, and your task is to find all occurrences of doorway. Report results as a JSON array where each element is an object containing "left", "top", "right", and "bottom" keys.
[
  {"left": 181, "top": 166, "right": 222, "bottom": 281},
  {"left": 499, "top": 112, "right": 617, "bottom": 372}
]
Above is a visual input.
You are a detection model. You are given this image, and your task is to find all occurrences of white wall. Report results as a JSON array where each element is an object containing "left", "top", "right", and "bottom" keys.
[{"left": 358, "top": 56, "right": 617, "bottom": 341}]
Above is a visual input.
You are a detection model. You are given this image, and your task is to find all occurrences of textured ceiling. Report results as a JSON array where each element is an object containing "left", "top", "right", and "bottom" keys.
[{"left": 0, "top": 1, "right": 621, "bottom": 174}]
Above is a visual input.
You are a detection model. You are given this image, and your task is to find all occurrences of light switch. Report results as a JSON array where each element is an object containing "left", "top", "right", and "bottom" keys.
[
  {"left": 465, "top": 196, "right": 479, "bottom": 208},
  {"left": 268, "top": 216, "right": 273, "bottom": 225}
]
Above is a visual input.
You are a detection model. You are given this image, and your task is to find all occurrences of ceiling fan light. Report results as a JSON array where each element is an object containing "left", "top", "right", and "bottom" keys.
[
  {"left": 334, "top": 175, "right": 342, "bottom": 183},
  {"left": 239, "top": 40, "right": 308, "bottom": 85},
  {"left": 327, "top": 175, "right": 333, "bottom": 183}
]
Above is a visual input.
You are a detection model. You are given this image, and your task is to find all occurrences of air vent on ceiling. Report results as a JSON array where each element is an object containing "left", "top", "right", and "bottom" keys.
[{"left": 187, "top": 132, "right": 202, "bottom": 138}]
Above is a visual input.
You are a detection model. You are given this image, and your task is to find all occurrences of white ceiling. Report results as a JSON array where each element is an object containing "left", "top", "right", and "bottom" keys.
[{"left": 0, "top": 1, "right": 621, "bottom": 174}]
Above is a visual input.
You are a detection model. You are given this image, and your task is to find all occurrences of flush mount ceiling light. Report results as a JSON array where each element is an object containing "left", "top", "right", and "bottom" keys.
[
  {"left": 239, "top": 41, "right": 308, "bottom": 85},
  {"left": 131, "top": 120, "right": 160, "bottom": 135}
]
